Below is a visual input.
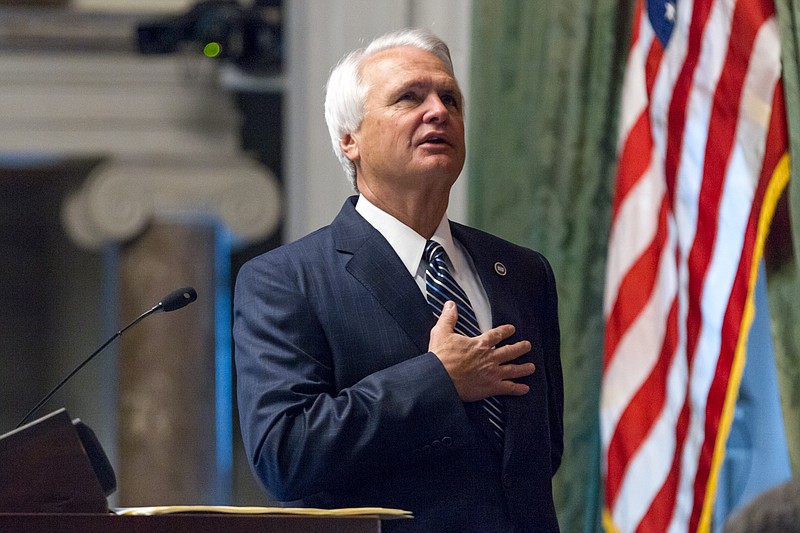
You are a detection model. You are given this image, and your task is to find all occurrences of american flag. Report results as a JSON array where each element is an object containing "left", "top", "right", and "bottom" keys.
[{"left": 600, "top": 0, "right": 789, "bottom": 530}]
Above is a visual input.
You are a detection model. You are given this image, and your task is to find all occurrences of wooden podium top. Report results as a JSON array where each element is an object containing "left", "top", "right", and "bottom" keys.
[{"left": 0, "top": 513, "right": 382, "bottom": 533}]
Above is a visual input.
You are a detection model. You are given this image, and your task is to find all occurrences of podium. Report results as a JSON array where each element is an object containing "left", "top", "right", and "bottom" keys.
[
  {"left": 0, "top": 412, "right": 388, "bottom": 531},
  {"left": 0, "top": 409, "right": 113, "bottom": 514}
]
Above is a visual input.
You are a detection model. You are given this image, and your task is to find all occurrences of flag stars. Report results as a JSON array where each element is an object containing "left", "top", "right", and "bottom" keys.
[{"left": 665, "top": 2, "right": 676, "bottom": 22}]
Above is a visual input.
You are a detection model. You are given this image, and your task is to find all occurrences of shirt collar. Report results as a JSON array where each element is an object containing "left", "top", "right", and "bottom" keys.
[{"left": 355, "top": 195, "right": 458, "bottom": 277}]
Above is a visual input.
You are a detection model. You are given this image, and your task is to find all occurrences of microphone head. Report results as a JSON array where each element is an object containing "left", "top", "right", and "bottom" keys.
[{"left": 159, "top": 287, "right": 197, "bottom": 312}]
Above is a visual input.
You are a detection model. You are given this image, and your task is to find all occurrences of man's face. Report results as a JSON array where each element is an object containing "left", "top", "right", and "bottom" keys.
[{"left": 342, "top": 47, "right": 466, "bottom": 196}]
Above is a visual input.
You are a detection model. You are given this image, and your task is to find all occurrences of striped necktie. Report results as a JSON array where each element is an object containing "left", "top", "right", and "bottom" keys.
[{"left": 424, "top": 240, "right": 504, "bottom": 448}]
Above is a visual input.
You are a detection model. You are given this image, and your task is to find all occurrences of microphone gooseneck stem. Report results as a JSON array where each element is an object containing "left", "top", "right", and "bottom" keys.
[
  {"left": 15, "top": 305, "right": 161, "bottom": 429},
  {"left": 119, "top": 305, "right": 160, "bottom": 336}
]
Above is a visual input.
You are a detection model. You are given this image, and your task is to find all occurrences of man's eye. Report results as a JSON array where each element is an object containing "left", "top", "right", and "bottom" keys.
[
  {"left": 398, "top": 92, "right": 417, "bottom": 102},
  {"left": 441, "top": 94, "right": 459, "bottom": 107}
]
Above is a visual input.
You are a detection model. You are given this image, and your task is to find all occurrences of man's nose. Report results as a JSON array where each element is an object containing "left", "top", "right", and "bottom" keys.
[{"left": 422, "top": 94, "right": 449, "bottom": 123}]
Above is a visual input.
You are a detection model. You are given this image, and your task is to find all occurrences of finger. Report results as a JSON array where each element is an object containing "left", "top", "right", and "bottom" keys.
[
  {"left": 490, "top": 340, "right": 532, "bottom": 364},
  {"left": 500, "top": 362, "right": 536, "bottom": 380},
  {"left": 500, "top": 380, "right": 530, "bottom": 396},
  {"left": 479, "top": 324, "right": 517, "bottom": 347}
]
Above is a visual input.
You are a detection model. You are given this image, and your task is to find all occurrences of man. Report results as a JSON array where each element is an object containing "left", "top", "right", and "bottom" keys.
[{"left": 234, "top": 28, "right": 563, "bottom": 532}]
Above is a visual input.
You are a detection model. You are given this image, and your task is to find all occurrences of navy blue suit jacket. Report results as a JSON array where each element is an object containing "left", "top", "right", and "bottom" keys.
[{"left": 234, "top": 197, "right": 563, "bottom": 532}]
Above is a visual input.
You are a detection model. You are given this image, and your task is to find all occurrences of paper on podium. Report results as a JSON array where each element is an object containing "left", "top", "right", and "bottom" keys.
[{"left": 113, "top": 505, "right": 412, "bottom": 520}]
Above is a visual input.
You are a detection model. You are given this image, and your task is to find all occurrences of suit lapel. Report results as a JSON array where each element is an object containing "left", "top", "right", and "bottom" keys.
[
  {"left": 332, "top": 197, "right": 434, "bottom": 354},
  {"left": 450, "top": 223, "right": 514, "bottom": 329},
  {"left": 451, "top": 223, "right": 532, "bottom": 461}
]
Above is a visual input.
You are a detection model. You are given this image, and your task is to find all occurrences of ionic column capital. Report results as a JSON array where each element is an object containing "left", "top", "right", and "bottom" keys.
[{"left": 62, "top": 156, "right": 281, "bottom": 249}]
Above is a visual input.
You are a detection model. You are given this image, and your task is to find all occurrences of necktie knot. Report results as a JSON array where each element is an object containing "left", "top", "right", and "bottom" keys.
[{"left": 424, "top": 240, "right": 446, "bottom": 264}]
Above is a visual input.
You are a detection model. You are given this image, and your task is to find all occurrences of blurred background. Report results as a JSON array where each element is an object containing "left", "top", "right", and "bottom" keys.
[
  {"left": 0, "top": 0, "right": 472, "bottom": 511},
  {"left": 1, "top": 1, "right": 798, "bottom": 532}
]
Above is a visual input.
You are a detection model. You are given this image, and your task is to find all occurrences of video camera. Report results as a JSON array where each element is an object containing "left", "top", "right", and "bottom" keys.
[{"left": 136, "top": 0, "right": 281, "bottom": 74}]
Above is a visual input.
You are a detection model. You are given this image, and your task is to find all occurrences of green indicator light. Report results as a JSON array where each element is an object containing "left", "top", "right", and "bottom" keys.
[{"left": 204, "top": 42, "right": 222, "bottom": 58}]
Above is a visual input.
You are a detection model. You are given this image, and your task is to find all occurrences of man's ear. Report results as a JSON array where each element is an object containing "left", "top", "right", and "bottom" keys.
[{"left": 340, "top": 133, "right": 359, "bottom": 162}]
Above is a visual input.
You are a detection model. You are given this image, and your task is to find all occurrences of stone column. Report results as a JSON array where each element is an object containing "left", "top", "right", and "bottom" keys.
[
  {"left": 117, "top": 222, "right": 217, "bottom": 505},
  {"left": 62, "top": 155, "right": 280, "bottom": 505}
]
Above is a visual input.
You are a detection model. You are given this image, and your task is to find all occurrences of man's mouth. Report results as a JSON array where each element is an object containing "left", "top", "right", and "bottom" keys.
[{"left": 420, "top": 134, "right": 448, "bottom": 145}]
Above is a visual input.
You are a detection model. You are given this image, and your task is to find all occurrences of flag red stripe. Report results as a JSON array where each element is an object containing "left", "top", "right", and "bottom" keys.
[
  {"left": 644, "top": 34, "right": 664, "bottom": 95},
  {"left": 612, "top": 9, "right": 661, "bottom": 221},
  {"left": 612, "top": 113, "right": 654, "bottom": 220},
  {"left": 689, "top": 152, "right": 764, "bottom": 532},
  {"left": 640, "top": 5, "right": 729, "bottom": 524},
  {"left": 606, "top": 293, "right": 679, "bottom": 509},
  {"left": 602, "top": 0, "right": 787, "bottom": 529},
  {"left": 686, "top": 1, "right": 777, "bottom": 527},
  {"left": 762, "top": 82, "right": 788, "bottom": 175},
  {"left": 685, "top": 0, "right": 769, "bottom": 371},
  {"left": 689, "top": 78, "right": 786, "bottom": 532},
  {"left": 639, "top": 397, "right": 692, "bottom": 532},
  {"left": 604, "top": 196, "right": 669, "bottom": 370},
  {"left": 663, "top": 0, "right": 715, "bottom": 209}
]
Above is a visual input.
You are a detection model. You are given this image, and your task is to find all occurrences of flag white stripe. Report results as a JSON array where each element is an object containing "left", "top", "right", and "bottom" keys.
[
  {"left": 603, "top": 0, "right": 785, "bottom": 529},
  {"left": 601, "top": 215, "right": 678, "bottom": 450},
  {"left": 676, "top": 17, "right": 783, "bottom": 532},
  {"left": 656, "top": 2, "right": 735, "bottom": 524},
  {"left": 612, "top": 344, "right": 687, "bottom": 530},
  {"left": 648, "top": 0, "right": 695, "bottom": 160},
  {"left": 736, "top": 18, "right": 782, "bottom": 180},
  {"left": 603, "top": 156, "right": 665, "bottom": 316},
  {"left": 673, "top": 0, "right": 733, "bottom": 255},
  {"left": 618, "top": 10, "right": 656, "bottom": 148},
  {"left": 676, "top": 10, "right": 780, "bottom": 533}
]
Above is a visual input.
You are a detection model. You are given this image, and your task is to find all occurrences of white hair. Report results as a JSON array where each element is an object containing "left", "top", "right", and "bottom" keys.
[{"left": 324, "top": 28, "right": 456, "bottom": 190}]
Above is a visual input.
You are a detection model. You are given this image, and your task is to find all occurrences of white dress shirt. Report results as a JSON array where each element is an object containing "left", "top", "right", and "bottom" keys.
[{"left": 355, "top": 195, "right": 492, "bottom": 332}]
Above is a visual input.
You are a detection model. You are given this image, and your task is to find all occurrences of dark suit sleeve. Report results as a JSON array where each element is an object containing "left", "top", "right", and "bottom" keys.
[
  {"left": 539, "top": 253, "right": 563, "bottom": 475},
  {"left": 233, "top": 253, "right": 475, "bottom": 501}
]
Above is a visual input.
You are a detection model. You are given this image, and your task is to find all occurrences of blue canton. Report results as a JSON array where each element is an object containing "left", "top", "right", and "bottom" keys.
[{"left": 649, "top": 0, "right": 677, "bottom": 47}]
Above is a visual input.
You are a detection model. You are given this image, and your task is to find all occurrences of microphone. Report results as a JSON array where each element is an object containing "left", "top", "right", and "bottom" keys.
[
  {"left": 16, "top": 287, "right": 198, "bottom": 429},
  {"left": 157, "top": 287, "right": 198, "bottom": 312}
]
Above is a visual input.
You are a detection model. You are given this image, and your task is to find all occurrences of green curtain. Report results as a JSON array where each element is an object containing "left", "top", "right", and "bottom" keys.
[
  {"left": 468, "top": 1, "right": 631, "bottom": 530},
  {"left": 770, "top": 0, "right": 800, "bottom": 474},
  {"left": 468, "top": 0, "right": 800, "bottom": 531}
]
